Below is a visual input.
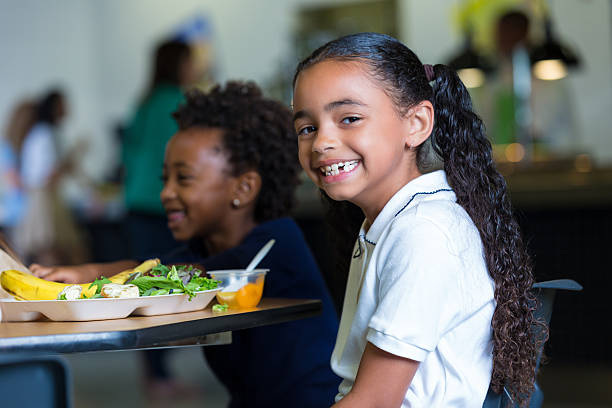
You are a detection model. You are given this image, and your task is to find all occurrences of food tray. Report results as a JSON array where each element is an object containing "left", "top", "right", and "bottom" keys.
[{"left": 0, "top": 289, "right": 219, "bottom": 322}]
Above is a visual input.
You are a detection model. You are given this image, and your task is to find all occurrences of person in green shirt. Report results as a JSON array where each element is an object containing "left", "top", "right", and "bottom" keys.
[
  {"left": 122, "top": 39, "right": 197, "bottom": 259},
  {"left": 121, "top": 38, "right": 198, "bottom": 397}
]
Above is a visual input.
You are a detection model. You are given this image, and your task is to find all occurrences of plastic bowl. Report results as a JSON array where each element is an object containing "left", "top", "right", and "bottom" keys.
[{"left": 207, "top": 269, "right": 268, "bottom": 309}]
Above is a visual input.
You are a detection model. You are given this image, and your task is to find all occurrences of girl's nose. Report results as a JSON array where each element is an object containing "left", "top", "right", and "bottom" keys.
[
  {"left": 160, "top": 181, "right": 176, "bottom": 203},
  {"left": 311, "top": 126, "right": 338, "bottom": 153}
]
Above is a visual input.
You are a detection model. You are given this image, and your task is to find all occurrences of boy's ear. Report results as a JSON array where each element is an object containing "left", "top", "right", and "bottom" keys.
[
  {"left": 231, "top": 170, "right": 262, "bottom": 209},
  {"left": 404, "top": 101, "right": 434, "bottom": 149}
]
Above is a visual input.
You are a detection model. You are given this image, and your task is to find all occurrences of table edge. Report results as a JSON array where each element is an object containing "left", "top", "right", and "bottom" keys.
[{"left": 0, "top": 298, "right": 322, "bottom": 353}]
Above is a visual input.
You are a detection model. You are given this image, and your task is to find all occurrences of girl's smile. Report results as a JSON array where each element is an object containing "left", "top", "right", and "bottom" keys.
[
  {"left": 160, "top": 128, "right": 237, "bottom": 242},
  {"left": 316, "top": 159, "right": 361, "bottom": 181},
  {"left": 293, "top": 60, "right": 422, "bottom": 221},
  {"left": 165, "top": 208, "right": 186, "bottom": 228}
]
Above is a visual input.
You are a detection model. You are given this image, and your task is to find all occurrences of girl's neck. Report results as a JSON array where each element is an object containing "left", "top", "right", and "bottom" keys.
[
  {"left": 360, "top": 167, "right": 422, "bottom": 226},
  {"left": 202, "top": 217, "right": 258, "bottom": 256}
]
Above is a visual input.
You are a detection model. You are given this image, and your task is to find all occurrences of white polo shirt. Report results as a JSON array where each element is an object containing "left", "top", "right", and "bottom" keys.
[
  {"left": 331, "top": 170, "right": 495, "bottom": 407},
  {"left": 21, "top": 123, "right": 58, "bottom": 189}
]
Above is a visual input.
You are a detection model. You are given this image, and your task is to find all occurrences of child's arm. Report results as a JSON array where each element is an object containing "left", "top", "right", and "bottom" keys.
[
  {"left": 30, "top": 260, "right": 139, "bottom": 284},
  {"left": 333, "top": 343, "right": 419, "bottom": 408}
]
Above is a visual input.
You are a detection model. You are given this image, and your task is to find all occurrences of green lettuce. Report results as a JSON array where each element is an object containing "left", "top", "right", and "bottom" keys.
[{"left": 128, "top": 264, "right": 219, "bottom": 300}]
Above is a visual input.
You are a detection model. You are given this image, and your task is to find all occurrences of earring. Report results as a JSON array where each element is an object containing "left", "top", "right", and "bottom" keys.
[{"left": 232, "top": 198, "right": 240, "bottom": 208}]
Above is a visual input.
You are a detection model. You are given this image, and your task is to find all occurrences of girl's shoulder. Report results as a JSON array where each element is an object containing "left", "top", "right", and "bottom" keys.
[
  {"left": 393, "top": 195, "right": 471, "bottom": 233},
  {"left": 25, "top": 122, "right": 53, "bottom": 139},
  {"left": 21, "top": 123, "right": 54, "bottom": 153},
  {"left": 377, "top": 198, "right": 491, "bottom": 297},
  {"left": 385, "top": 198, "right": 480, "bottom": 256},
  {"left": 150, "top": 84, "right": 184, "bottom": 103}
]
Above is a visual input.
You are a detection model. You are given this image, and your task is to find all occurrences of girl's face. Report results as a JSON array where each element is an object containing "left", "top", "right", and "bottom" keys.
[
  {"left": 161, "top": 128, "right": 237, "bottom": 241},
  {"left": 293, "top": 60, "right": 419, "bottom": 219},
  {"left": 179, "top": 54, "right": 199, "bottom": 87}
]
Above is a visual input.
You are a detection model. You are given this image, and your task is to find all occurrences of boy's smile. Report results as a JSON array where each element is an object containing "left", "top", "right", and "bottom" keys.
[{"left": 161, "top": 128, "right": 237, "bottom": 242}]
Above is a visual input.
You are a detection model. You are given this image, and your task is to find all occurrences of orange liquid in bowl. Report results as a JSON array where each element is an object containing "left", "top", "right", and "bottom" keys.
[{"left": 216, "top": 276, "right": 265, "bottom": 309}]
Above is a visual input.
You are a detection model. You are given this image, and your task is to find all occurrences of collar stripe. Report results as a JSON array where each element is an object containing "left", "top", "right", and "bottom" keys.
[
  {"left": 361, "top": 188, "right": 454, "bottom": 246},
  {"left": 394, "top": 188, "right": 454, "bottom": 218}
]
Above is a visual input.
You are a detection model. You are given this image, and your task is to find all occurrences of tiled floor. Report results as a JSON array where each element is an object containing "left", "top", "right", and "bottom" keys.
[{"left": 65, "top": 349, "right": 612, "bottom": 407}]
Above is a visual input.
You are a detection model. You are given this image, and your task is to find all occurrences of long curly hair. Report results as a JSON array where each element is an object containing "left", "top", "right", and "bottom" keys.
[
  {"left": 173, "top": 81, "right": 300, "bottom": 222},
  {"left": 294, "top": 32, "right": 542, "bottom": 405}
]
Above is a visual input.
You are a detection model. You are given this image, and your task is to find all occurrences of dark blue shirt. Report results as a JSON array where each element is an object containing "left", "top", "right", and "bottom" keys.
[{"left": 162, "top": 217, "right": 340, "bottom": 408}]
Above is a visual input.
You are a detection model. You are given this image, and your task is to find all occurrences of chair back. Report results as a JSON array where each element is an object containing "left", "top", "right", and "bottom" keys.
[
  {"left": 482, "top": 279, "right": 582, "bottom": 408},
  {"left": 0, "top": 353, "right": 72, "bottom": 408}
]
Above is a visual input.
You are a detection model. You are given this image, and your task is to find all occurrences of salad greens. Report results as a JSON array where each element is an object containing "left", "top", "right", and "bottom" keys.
[
  {"left": 212, "top": 303, "right": 229, "bottom": 313},
  {"left": 126, "top": 264, "right": 219, "bottom": 300},
  {"left": 87, "top": 277, "right": 112, "bottom": 298}
]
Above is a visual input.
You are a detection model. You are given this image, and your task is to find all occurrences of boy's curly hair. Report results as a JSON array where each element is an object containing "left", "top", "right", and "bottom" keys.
[{"left": 172, "top": 81, "right": 300, "bottom": 222}]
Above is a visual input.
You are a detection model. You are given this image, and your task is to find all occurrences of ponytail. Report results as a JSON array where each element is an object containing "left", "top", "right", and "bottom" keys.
[{"left": 429, "top": 64, "right": 543, "bottom": 405}]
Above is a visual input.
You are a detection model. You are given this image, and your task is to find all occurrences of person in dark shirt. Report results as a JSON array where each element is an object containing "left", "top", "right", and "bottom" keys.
[
  {"left": 163, "top": 217, "right": 339, "bottom": 407},
  {"left": 33, "top": 81, "right": 340, "bottom": 407}
]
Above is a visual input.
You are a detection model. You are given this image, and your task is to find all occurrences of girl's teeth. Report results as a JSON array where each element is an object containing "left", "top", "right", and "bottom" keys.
[
  {"left": 320, "top": 161, "right": 358, "bottom": 176},
  {"left": 167, "top": 210, "right": 186, "bottom": 222}
]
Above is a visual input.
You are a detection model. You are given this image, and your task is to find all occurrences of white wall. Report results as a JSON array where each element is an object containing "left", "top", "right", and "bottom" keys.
[
  {"left": 1, "top": 0, "right": 611, "bottom": 181},
  {"left": 549, "top": 0, "right": 612, "bottom": 163},
  {"left": 0, "top": 0, "right": 363, "bottom": 180},
  {"left": 0, "top": 0, "right": 102, "bottom": 174},
  {"left": 91, "top": 0, "right": 365, "bottom": 138}
]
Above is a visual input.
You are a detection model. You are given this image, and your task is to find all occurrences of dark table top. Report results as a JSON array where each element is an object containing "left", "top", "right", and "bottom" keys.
[{"left": 0, "top": 298, "right": 322, "bottom": 354}]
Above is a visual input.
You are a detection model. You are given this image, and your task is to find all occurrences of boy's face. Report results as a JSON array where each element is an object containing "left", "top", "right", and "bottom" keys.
[{"left": 161, "top": 128, "right": 236, "bottom": 241}]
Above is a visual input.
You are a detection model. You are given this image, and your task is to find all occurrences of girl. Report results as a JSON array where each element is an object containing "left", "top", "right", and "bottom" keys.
[
  {"left": 33, "top": 82, "right": 341, "bottom": 408},
  {"left": 15, "top": 90, "right": 87, "bottom": 265},
  {"left": 292, "top": 33, "right": 540, "bottom": 407}
]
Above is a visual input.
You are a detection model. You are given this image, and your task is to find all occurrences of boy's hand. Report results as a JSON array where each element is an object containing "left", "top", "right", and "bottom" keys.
[{"left": 30, "top": 264, "right": 95, "bottom": 284}]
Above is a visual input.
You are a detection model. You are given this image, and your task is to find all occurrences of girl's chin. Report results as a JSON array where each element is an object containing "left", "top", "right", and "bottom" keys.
[
  {"left": 322, "top": 187, "right": 355, "bottom": 203},
  {"left": 169, "top": 229, "right": 190, "bottom": 242}
]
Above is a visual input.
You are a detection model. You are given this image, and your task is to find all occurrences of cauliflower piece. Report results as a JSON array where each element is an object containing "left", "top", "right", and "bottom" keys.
[
  {"left": 100, "top": 283, "right": 140, "bottom": 298},
  {"left": 58, "top": 285, "right": 83, "bottom": 300}
]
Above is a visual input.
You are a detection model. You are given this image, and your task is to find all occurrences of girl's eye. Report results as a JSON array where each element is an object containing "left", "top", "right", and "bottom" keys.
[
  {"left": 298, "top": 125, "right": 316, "bottom": 136},
  {"left": 341, "top": 116, "right": 361, "bottom": 125}
]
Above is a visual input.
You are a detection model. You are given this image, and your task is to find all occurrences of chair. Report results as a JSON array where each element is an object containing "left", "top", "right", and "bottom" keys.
[
  {"left": 482, "top": 279, "right": 582, "bottom": 408},
  {"left": 0, "top": 353, "right": 72, "bottom": 408}
]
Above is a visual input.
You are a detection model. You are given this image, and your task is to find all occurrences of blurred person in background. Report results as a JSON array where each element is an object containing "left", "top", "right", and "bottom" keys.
[
  {"left": 122, "top": 38, "right": 199, "bottom": 398},
  {"left": 487, "top": 10, "right": 531, "bottom": 146},
  {"left": 13, "top": 89, "right": 88, "bottom": 265},
  {"left": 122, "top": 39, "right": 198, "bottom": 261},
  {"left": 483, "top": 9, "right": 579, "bottom": 156},
  {"left": 0, "top": 100, "right": 36, "bottom": 240}
]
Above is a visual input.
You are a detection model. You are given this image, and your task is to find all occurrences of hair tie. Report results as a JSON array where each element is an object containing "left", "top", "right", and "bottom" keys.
[{"left": 423, "top": 64, "right": 435, "bottom": 82}]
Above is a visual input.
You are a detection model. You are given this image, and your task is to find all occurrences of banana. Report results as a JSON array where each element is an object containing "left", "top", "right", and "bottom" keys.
[{"left": 0, "top": 259, "right": 159, "bottom": 301}]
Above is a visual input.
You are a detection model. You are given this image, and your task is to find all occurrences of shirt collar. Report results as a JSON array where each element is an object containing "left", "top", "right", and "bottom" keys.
[{"left": 360, "top": 170, "right": 455, "bottom": 245}]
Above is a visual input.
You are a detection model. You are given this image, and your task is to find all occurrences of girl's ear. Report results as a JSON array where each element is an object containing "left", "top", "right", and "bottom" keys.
[
  {"left": 231, "top": 170, "right": 262, "bottom": 209},
  {"left": 404, "top": 100, "right": 434, "bottom": 149}
]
